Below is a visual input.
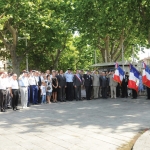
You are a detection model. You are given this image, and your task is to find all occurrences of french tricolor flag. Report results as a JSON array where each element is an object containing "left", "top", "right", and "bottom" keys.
[
  {"left": 128, "top": 64, "right": 140, "bottom": 92},
  {"left": 113, "top": 63, "right": 125, "bottom": 84},
  {"left": 142, "top": 62, "right": 150, "bottom": 88}
]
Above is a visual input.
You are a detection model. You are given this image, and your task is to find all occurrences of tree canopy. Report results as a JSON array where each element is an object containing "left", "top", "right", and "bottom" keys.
[{"left": 0, "top": 0, "right": 149, "bottom": 74}]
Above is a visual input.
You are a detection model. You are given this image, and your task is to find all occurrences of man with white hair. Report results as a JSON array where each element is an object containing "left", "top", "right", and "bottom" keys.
[
  {"left": 9, "top": 74, "right": 20, "bottom": 111},
  {"left": 109, "top": 71, "right": 118, "bottom": 98},
  {"left": 18, "top": 70, "right": 29, "bottom": 108},
  {"left": 91, "top": 70, "right": 100, "bottom": 99}
]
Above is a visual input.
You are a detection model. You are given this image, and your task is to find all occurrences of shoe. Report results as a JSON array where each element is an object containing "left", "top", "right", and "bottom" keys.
[
  {"left": 3, "top": 109, "right": 6, "bottom": 112},
  {"left": 13, "top": 108, "right": 16, "bottom": 111},
  {"left": 16, "top": 107, "right": 20, "bottom": 110},
  {"left": 1, "top": 108, "right": 3, "bottom": 112}
]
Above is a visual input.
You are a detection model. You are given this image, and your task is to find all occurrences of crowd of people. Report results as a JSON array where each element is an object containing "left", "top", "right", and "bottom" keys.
[{"left": 0, "top": 68, "right": 150, "bottom": 112}]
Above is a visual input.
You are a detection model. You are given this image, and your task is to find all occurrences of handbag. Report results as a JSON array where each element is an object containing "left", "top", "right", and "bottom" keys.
[{"left": 47, "top": 86, "right": 51, "bottom": 90}]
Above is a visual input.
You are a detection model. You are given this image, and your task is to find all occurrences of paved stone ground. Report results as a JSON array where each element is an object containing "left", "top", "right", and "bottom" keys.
[{"left": 0, "top": 96, "right": 150, "bottom": 150}]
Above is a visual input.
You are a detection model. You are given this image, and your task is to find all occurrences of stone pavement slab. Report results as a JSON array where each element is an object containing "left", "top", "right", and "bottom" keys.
[
  {"left": 0, "top": 97, "right": 150, "bottom": 150},
  {"left": 133, "top": 130, "right": 150, "bottom": 150}
]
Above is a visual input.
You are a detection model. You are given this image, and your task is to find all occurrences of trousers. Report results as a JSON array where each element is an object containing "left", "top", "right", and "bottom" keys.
[
  {"left": 66, "top": 82, "right": 73, "bottom": 100},
  {"left": 110, "top": 86, "right": 116, "bottom": 98},
  {"left": 0, "top": 89, "right": 6, "bottom": 110},
  {"left": 93, "top": 86, "right": 99, "bottom": 98},
  {"left": 20, "top": 87, "right": 28, "bottom": 108},
  {"left": 74, "top": 86, "right": 81, "bottom": 100},
  {"left": 12, "top": 89, "right": 19, "bottom": 109},
  {"left": 30, "top": 85, "right": 38, "bottom": 104},
  {"left": 58, "top": 86, "right": 66, "bottom": 101},
  {"left": 85, "top": 86, "right": 91, "bottom": 100}
]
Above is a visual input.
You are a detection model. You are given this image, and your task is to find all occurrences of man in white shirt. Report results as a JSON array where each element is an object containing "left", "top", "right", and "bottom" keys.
[
  {"left": 0, "top": 72, "right": 7, "bottom": 112},
  {"left": 19, "top": 71, "right": 29, "bottom": 108},
  {"left": 9, "top": 74, "right": 20, "bottom": 111},
  {"left": 28, "top": 70, "right": 38, "bottom": 104}
]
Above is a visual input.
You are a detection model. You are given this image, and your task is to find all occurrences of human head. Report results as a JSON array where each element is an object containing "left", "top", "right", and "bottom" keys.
[
  {"left": 46, "top": 70, "right": 50, "bottom": 75},
  {"left": 52, "top": 71, "right": 56, "bottom": 77},
  {"left": 12, "top": 74, "right": 17, "bottom": 80},
  {"left": 102, "top": 72, "right": 105, "bottom": 76},
  {"left": 68, "top": 68, "right": 71, "bottom": 73},
  {"left": 76, "top": 69, "right": 79, "bottom": 74},
  {"left": 60, "top": 70, "right": 63, "bottom": 74}
]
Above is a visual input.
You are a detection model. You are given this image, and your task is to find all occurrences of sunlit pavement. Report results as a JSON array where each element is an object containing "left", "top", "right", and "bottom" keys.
[{"left": 0, "top": 96, "right": 150, "bottom": 150}]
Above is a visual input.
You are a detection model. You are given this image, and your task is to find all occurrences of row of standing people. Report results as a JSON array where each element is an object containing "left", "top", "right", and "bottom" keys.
[{"left": 1, "top": 69, "right": 150, "bottom": 112}]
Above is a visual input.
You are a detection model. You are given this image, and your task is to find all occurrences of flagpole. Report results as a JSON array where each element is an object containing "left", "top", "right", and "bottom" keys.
[
  {"left": 122, "top": 43, "right": 124, "bottom": 70},
  {"left": 132, "top": 45, "right": 135, "bottom": 65}
]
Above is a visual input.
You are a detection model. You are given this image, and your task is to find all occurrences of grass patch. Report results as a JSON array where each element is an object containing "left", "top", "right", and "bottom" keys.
[{"left": 118, "top": 128, "right": 149, "bottom": 150}]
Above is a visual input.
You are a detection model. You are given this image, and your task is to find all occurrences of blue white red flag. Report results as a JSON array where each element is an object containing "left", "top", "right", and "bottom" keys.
[
  {"left": 128, "top": 64, "right": 140, "bottom": 92},
  {"left": 113, "top": 63, "right": 125, "bottom": 84},
  {"left": 142, "top": 62, "right": 150, "bottom": 88}
]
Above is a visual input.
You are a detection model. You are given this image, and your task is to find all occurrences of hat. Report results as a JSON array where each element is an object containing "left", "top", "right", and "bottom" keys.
[
  {"left": 32, "top": 70, "right": 36, "bottom": 72},
  {"left": 68, "top": 68, "right": 71, "bottom": 70}
]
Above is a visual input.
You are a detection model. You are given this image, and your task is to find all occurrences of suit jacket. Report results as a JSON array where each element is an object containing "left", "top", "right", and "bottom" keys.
[
  {"left": 109, "top": 74, "right": 118, "bottom": 87},
  {"left": 83, "top": 74, "right": 92, "bottom": 86},
  {"left": 100, "top": 76, "right": 109, "bottom": 87},
  {"left": 122, "top": 75, "right": 129, "bottom": 86},
  {"left": 73, "top": 74, "right": 82, "bottom": 86},
  {"left": 57, "top": 74, "right": 66, "bottom": 87},
  {"left": 38, "top": 76, "right": 42, "bottom": 86},
  {"left": 91, "top": 74, "right": 100, "bottom": 86}
]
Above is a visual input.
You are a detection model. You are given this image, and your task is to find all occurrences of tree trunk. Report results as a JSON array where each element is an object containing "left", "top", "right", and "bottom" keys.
[{"left": 9, "top": 46, "right": 20, "bottom": 75}]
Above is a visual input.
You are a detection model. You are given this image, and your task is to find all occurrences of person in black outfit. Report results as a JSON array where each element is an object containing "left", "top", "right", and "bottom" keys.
[
  {"left": 121, "top": 72, "right": 129, "bottom": 98},
  {"left": 57, "top": 70, "right": 67, "bottom": 102},
  {"left": 73, "top": 70, "right": 82, "bottom": 101},
  {"left": 146, "top": 87, "right": 150, "bottom": 100},
  {"left": 52, "top": 71, "right": 58, "bottom": 103},
  {"left": 132, "top": 89, "right": 137, "bottom": 99},
  {"left": 100, "top": 72, "right": 109, "bottom": 98},
  {"left": 83, "top": 71, "right": 92, "bottom": 100}
]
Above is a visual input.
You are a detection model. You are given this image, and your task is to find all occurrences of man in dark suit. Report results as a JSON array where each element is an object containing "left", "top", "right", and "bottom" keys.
[
  {"left": 100, "top": 72, "right": 109, "bottom": 98},
  {"left": 57, "top": 70, "right": 67, "bottom": 102},
  {"left": 146, "top": 87, "right": 150, "bottom": 100},
  {"left": 83, "top": 70, "right": 92, "bottom": 100},
  {"left": 121, "top": 72, "right": 129, "bottom": 98},
  {"left": 73, "top": 70, "right": 82, "bottom": 101}
]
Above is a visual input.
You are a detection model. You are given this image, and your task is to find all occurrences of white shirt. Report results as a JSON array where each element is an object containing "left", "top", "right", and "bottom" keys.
[
  {"left": 28, "top": 76, "right": 37, "bottom": 85},
  {"left": 65, "top": 71, "right": 74, "bottom": 82},
  {"left": 35, "top": 76, "right": 39, "bottom": 83},
  {"left": 19, "top": 76, "right": 29, "bottom": 87},
  {"left": 0, "top": 77, "right": 7, "bottom": 90},
  {"left": 41, "top": 85, "right": 46, "bottom": 95},
  {"left": 10, "top": 79, "right": 19, "bottom": 89}
]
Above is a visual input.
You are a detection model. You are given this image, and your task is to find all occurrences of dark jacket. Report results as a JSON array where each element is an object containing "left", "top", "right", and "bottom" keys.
[
  {"left": 83, "top": 74, "right": 92, "bottom": 86},
  {"left": 73, "top": 74, "right": 82, "bottom": 86},
  {"left": 122, "top": 75, "right": 129, "bottom": 86},
  {"left": 57, "top": 74, "right": 66, "bottom": 87},
  {"left": 38, "top": 76, "right": 42, "bottom": 86},
  {"left": 100, "top": 76, "right": 109, "bottom": 87}
]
